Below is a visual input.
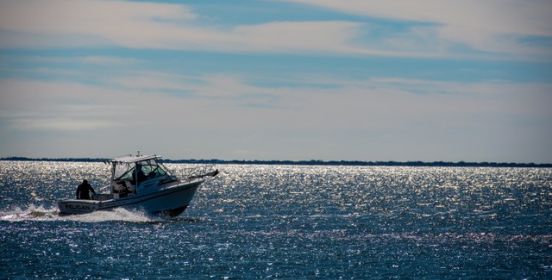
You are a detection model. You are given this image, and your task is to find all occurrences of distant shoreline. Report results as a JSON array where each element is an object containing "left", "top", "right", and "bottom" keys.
[{"left": 1, "top": 157, "right": 551, "bottom": 168}]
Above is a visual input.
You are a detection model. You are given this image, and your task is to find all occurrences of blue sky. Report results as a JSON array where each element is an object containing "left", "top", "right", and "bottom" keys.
[{"left": 1, "top": 0, "right": 551, "bottom": 162}]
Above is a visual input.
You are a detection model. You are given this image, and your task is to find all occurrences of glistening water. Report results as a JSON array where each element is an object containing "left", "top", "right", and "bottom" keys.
[{"left": 1, "top": 161, "right": 551, "bottom": 279}]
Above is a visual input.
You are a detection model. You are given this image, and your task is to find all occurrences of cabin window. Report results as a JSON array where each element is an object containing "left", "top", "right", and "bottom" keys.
[
  {"left": 113, "top": 162, "right": 134, "bottom": 181},
  {"left": 139, "top": 159, "right": 169, "bottom": 179},
  {"left": 112, "top": 158, "right": 171, "bottom": 185}
]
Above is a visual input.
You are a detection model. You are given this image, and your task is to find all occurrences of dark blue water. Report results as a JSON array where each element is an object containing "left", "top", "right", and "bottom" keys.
[{"left": 1, "top": 161, "right": 551, "bottom": 279}]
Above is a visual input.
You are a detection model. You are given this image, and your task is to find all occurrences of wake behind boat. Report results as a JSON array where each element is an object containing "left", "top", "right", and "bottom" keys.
[{"left": 58, "top": 154, "right": 218, "bottom": 217}]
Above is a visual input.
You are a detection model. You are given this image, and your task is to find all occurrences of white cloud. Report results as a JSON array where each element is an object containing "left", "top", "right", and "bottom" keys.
[
  {"left": 285, "top": 0, "right": 552, "bottom": 36},
  {"left": 3, "top": 0, "right": 548, "bottom": 58},
  {"left": 283, "top": 0, "right": 552, "bottom": 57},
  {"left": 0, "top": 0, "right": 196, "bottom": 35},
  {"left": 78, "top": 56, "right": 141, "bottom": 66},
  {"left": 0, "top": 79, "right": 132, "bottom": 131},
  {"left": 0, "top": 55, "right": 139, "bottom": 66},
  {"left": 11, "top": 117, "right": 117, "bottom": 131},
  {"left": 0, "top": 0, "right": 195, "bottom": 48},
  {"left": 1, "top": 76, "right": 551, "bottom": 161},
  {"left": 232, "top": 21, "right": 359, "bottom": 53},
  {"left": 0, "top": 0, "right": 361, "bottom": 55},
  {"left": 103, "top": 70, "right": 552, "bottom": 127}
]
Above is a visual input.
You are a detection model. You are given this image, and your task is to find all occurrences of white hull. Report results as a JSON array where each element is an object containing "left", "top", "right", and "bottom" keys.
[{"left": 58, "top": 180, "right": 202, "bottom": 217}]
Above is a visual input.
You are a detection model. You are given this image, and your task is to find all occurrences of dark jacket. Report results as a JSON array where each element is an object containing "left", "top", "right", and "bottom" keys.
[{"left": 76, "top": 181, "right": 96, "bottom": 199}]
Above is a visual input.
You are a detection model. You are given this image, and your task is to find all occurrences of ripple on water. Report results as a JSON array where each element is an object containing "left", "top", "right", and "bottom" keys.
[{"left": 1, "top": 162, "right": 552, "bottom": 278}]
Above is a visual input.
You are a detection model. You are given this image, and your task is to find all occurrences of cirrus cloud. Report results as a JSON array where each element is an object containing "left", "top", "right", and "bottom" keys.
[
  {"left": 283, "top": 0, "right": 552, "bottom": 57},
  {"left": 0, "top": 0, "right": 362, "bottom": 55},
  {"left": 1, "top": 0, "right": 550, "bottom": 59}
]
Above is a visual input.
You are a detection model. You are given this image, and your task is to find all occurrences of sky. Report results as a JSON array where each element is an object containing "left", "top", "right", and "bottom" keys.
[{"left": 0, "top": 0, "right": 551, "bottom": 163}]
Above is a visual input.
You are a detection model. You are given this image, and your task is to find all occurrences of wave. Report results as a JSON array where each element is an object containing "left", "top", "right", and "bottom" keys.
[{"left": 0, "top": 205, "right": 160, "bottom": 223}]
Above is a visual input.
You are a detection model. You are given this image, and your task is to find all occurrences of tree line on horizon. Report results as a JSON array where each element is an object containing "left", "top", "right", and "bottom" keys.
[{"left": 1, "top": 156, "right": 551, "bottom": 168}]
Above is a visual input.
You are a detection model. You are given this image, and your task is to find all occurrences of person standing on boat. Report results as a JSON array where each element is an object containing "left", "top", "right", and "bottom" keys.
[
  {"left": 133, "top": 163, "right": 147, "bottom": 185},
  {"left": 76, "top": 179, "right": 96, "bottom": 200}
]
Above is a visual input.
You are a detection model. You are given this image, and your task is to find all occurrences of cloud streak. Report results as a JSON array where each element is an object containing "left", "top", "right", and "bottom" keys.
[
  {"left": 2, "top": 0, "right": 550, "bottom": 58},
  {"left": 1, "top": 73, "right": 551, "bottom": 161},
  {"left": 5, "top": 72, "right": 550, "bottom": 130},
  {"left": 0, "top": 78, "right": 131, "bottom": 131},
  {"left": 0, "top": 1, "right": 360, "bottom": 55},
  {"left": 284, "top": 0, "right": 552, "bottom": 57}
]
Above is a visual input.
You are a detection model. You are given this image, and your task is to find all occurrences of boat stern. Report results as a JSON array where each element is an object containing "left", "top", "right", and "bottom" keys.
[{"left": 58, "top": 199, "right": 101, "bottom": 215}]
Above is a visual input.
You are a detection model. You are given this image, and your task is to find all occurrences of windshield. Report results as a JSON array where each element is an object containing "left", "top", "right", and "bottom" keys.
[
  {"left": 139, "top": 159, "right": 170, "bottom": 177},
  {"left": 113, "top": 162, "right": 134, "bottom": 181},
  {"left": 112, "top": 158, "right": 170, "bottom": 182}
]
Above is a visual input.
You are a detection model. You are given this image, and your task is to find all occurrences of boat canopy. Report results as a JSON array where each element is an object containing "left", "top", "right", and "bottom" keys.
[
  {"left": 112, "top": 154, "right": 160, "bottom": 163},
  {"left": 111, "top": 154, "right": 172, "bottom": 184}
]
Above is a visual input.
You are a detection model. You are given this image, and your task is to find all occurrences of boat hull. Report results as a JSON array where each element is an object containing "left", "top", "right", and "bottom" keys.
[{"left": 58, "top": 180, "right": 202, "bottom": 217}]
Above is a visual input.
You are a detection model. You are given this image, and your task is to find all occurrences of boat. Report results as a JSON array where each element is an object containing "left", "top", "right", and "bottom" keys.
[{"left": 58, "top": 154, "right": 218, "bottom": 217}]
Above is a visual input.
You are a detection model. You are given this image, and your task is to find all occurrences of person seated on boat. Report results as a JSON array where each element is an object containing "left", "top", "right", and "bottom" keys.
[
  {"left": 76, "top": 179, "right": 96, "bottom": 200},
  {"left": 127, "top": 182, "right": 136, "bottom": 194},
  {"left": 113, "top": 181, "right": 129, "bottom": 197},
  {"left": 113, "top": 180, "right": 136, "bottom": 197}
]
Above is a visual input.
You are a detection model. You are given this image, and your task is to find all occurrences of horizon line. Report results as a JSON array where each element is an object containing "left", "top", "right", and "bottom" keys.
[{"left": 1, "top": 156, "right": 551, "bottom": 168}]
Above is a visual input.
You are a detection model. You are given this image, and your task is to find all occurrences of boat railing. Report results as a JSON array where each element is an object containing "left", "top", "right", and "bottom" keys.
[
  {"left": 92, "top": 193, "right": 114, "bottom": 201},
  {"left": 172, "top": 164, "right": 218, "bottom": 181}
]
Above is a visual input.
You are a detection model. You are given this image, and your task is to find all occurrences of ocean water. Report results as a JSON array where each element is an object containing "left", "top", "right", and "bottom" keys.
[{"left": 1, "top": 161, "right": 551, "bottom": 279}]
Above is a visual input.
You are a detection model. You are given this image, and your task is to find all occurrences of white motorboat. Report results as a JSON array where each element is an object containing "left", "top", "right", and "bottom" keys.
[{"left": 58, "top": 154, "right": 218, "bottom": 217}]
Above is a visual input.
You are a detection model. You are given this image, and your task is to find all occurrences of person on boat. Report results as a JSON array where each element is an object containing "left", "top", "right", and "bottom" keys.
[
  {"left": 76, "top": 179, "right": 96, "bottom": 200},
  {"left": 133, "top": 163, "right": 147, "bottom": 185}
]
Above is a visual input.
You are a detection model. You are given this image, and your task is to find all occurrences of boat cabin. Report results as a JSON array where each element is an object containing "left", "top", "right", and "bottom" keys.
[{"left": 110, "top": 155, "right": 177, "bottom": 197}]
